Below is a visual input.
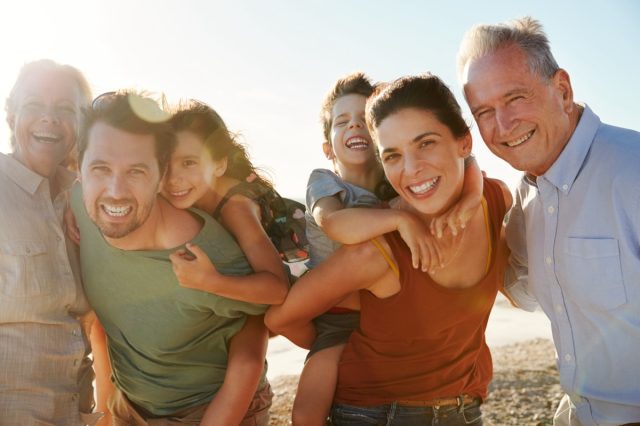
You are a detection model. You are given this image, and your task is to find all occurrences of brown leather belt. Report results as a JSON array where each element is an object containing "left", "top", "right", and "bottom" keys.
[{"left": 396, "top": 394, "right": 478, "bottom": 408}]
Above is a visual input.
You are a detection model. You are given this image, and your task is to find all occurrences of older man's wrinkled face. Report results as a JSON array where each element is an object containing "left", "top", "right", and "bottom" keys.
[
  {"left": 8, "top": 70, "right": 81, "bottom": 177},
  {"left": 462, "top": 45, "right": 574, "bottom": 176}
]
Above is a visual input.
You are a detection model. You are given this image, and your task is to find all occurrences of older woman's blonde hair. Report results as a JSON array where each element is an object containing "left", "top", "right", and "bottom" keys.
[{"left": 5, "top": 59, "right": 92, "bottom": 152}]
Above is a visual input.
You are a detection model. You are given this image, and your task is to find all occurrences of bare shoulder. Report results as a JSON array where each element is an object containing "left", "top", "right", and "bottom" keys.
[
  {"left": 337, "top": 238, "right": 390, "bottom": 265},
  {"left": 223, "top": 193, "right": 261, "bottom": 217},
  {"left": 327, "top": 238, "right": 399, "bottom": 295},
  {"left": 160, "top": 198, "right": 202, "bottom": 245}
]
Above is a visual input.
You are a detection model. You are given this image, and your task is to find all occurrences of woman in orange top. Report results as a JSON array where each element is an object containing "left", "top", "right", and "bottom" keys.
[{"left": 266, "top": 74, "right": 512, "bottom": 426}]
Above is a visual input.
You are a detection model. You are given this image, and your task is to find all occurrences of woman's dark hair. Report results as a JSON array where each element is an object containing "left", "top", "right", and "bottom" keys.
[
  {"left": 170, "top": 100, "right": 273, "bottom": 190},
  {"left": 366, "top": 74, "right": 470, "bottom": 139}
]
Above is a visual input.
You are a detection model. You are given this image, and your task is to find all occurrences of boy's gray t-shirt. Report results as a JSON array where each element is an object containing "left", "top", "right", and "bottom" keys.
[{"left": 305, "top": 168, "right": 380, "bottom": 269}]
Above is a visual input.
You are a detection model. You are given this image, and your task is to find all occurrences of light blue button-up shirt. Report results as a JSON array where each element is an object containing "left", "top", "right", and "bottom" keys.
[{"left": 504, "top": 105, "right": 640, "bottom": 425}]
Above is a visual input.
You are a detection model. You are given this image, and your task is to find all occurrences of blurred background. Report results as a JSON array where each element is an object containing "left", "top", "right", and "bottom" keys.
[{"left": 2, "top": 0, "right": 638, "bottom": 198}]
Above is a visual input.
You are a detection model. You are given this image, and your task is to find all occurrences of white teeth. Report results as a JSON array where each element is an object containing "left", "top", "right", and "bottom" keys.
[
  {"left": 32, "top": 132, "right": 61, "bottom": 143},
  {"left": 346, "top": 137, "right": 369, "bottom": 149},
  {"left": 409, "top": 177, "right": 439, "bottom": 194},
  {"left": 102, "top": 205, "right": 131, "bottom": 217},
  {"left": 505, "top": 131, "right": 533, "bottom": 147},
  {"left": 170, "top": 190, "right": 189, "bottom": 197}
]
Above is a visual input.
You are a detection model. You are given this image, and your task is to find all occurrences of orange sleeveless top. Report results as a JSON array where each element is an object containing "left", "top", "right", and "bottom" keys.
[{"left": 335, "top": 177, "right": 508, "bottom": 406}]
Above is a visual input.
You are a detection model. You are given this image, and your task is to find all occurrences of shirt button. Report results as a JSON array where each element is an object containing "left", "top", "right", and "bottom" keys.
[
  {"left": 72, "top": 330, "right": 79, "bottom": 337},
  {"left": 562, "top": 184, "right": 569, "bottom": 191},
  {"left": 555, "top": 304, "right": 563, "bottom": 313},
  {"left": 547, "top": 206, "right": 555, "bottom": 214},
  {"left": 564, "top": 354, "right": 573, "bottom": 363},
  {"left": 545, "top": 256, "right": 553, "bottom": 265},
  {"left": 71, "top": 394, "right": 78, "bottom": 401}
]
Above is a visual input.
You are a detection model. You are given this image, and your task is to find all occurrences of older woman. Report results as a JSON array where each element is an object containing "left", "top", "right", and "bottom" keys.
[
  {"left": 266, "top": 74, "right": 512, "bottom": 425},
  {"left": 0, "top": 60, "right": 97, "bottom": 424}
]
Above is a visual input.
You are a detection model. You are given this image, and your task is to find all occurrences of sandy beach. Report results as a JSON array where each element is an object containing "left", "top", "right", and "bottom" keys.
[{"left": 266, "top": 295, "right": 561, "bottom": 425}]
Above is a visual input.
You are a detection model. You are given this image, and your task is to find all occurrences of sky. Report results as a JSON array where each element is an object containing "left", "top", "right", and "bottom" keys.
[{"left": 1, "top": 0, "right": 638, "bottom": 199}]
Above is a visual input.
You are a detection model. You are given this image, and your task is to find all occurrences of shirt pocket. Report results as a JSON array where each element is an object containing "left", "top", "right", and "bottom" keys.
[
  {"left": 563, "top": 237, "right": 627, "bottom": 310},
  {"left": 0, "top": 240, "right": 52, "bottom": 297}
]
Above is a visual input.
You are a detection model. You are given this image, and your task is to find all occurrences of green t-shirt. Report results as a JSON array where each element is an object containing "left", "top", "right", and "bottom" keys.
[{"left": 70, "top": 184, "right": 267, "bottom": 415}]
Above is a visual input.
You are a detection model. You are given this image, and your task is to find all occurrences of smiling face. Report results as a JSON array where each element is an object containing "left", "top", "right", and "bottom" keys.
[
  {"left": 376, "top": 108, "right": 470, "bottom": 217},
  {"left": 462, "top": 44, "right": 575, "bottom": 176},
  {"left": 162, "top": 130, "right": 222, "bottom": 210},
  {"left": 325, "top": 94, "right": 377, "bottom": 169},
  {"left": 8, "top": 69, "right": 82, "bottom": 177},
  {"left": 80, "top": 122, "right": 162, "bottom": 241}
]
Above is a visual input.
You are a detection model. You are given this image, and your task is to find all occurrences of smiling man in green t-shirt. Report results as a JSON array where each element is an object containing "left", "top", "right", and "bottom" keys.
[{"left": 71, "top": 91, "right": 269, "bottom": 424}]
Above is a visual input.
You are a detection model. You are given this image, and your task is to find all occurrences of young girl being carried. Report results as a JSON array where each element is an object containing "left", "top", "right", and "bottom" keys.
[
  {"left": 162, "top": 101, "right": 291, "bottom": 426},
  {"left": 290, "top": 72, "right": 485, "bottom": 425},
  {"left": 65, "top": 99, "right": 287, "bottom": 425}
]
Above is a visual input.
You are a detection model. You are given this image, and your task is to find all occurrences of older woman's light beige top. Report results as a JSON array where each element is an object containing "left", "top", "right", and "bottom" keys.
[{"left": 0, "top": 153, "right": 99, "bottom": 425}]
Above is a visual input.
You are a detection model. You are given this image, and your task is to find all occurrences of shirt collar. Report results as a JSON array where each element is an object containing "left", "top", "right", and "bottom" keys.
[
  {"left": 542, "top": 104, "right": 600, "bottom": 194},
  {"left": 0, "top": 152, "right": 76, "bottom": 196}
]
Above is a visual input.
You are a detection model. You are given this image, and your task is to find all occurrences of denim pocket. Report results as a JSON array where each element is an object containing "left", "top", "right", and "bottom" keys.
[
  {"left": 462, "top": 404, "right": 483, "bottom": 425},
  {"left": 437, "top": 401, "right": 483, "bottom": 426},
  {"left": 563, "top": 238, "right": 627, "bottom": 310},
  {"left": 330, "top": 404, "right": 385, "bottom": 425}
]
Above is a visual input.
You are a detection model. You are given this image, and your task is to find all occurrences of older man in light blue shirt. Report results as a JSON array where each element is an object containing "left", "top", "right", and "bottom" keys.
[{"left": 459, "top": 17, "right": 640, "bottom": 426}]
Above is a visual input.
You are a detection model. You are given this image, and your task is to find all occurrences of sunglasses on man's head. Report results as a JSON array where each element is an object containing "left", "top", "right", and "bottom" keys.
[
  {"left": 91, "top": 91, "right": 119, "bottom": 110},
  {"left": 91, "top": 91, "right": 170, "bottom": 123}
]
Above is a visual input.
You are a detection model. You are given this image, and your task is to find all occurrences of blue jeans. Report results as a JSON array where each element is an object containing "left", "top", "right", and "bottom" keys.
[{"left": 329, "top": 399, "right": 482, "bottom": 426}]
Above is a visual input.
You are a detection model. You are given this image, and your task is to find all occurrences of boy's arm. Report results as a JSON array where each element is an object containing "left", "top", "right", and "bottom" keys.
[
  {"left": 201, "top": 315, "right": 268, "bottom": 426},
  {"left": 315, "top": 196, "right": 441, "bottom": 271},
  {"left": 431, "top": 155, "right": 484, "bottom": 238}
]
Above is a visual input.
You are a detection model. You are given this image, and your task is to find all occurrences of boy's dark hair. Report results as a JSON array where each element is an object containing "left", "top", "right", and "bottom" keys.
[
  {"left": 366, "top": 74, "right": 470, "bottom": 139},
  {"left": 77, "top": 91, "right": 175, "bottom": 174},
  {"left": 170, "top": 100, "right": 273, "bottom": 191},
  {"left": 320, "top": 72, "right": 375, "bottom": 146}
]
